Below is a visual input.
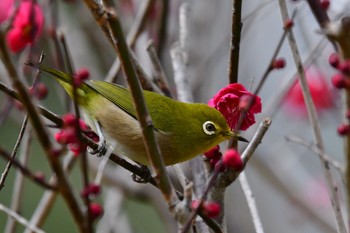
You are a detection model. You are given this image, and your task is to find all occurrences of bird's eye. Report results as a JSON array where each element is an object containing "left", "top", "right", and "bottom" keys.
[{"left": 203, "top": 121, "right": 216, "bottom": 135}]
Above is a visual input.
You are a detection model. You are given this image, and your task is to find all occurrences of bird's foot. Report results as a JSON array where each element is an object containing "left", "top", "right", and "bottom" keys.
[
  {"left": 87, "top": 139, "right": 107, "bottom": 157},
  {"left": 131, "top": 165, "right": 152, "bottom": 183},
  {"left": 87, "top": 120, "right": 107, "bottom": 156}
]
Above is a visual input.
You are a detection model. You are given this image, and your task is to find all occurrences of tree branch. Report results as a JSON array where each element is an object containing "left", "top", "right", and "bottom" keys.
[
  {"left": 228, "top": 0, "right": 242, "bottom": 84},
  {"left": 277, "top": 1, "right": 346, "bottom": 232}
]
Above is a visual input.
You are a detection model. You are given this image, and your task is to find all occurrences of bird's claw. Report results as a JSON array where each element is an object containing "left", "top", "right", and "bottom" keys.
[
  {"left": 131, "top": 165, "right": 152, "bottom": 183},
  {"left": 87, "top": 140, "right": 107, "bottom": 157}
]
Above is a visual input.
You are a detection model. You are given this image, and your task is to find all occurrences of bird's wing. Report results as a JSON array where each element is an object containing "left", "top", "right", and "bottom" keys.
[{"left": 87, "top": 81, "right": 137, "bottom": 119}]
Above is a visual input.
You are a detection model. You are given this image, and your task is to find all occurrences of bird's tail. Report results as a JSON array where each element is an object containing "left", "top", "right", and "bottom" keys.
[
  {"left": 26, "top": 61, "right": 73, "bottom": 84},
  {"left": 26, "top": 61, "right": 90, "bottom": 104}
]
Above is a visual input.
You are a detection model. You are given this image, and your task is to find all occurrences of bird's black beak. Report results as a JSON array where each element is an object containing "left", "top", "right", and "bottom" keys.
[
  {"left": 237, "top": 135, "right": 249, "bottom": 143},
  {"left": 225, "top": 131, "right": 249, "bottom": 143}
]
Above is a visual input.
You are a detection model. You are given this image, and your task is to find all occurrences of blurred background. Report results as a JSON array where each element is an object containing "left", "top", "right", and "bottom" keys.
[{"left": 0, "top": 0, "right": 349, "bottom": 232}]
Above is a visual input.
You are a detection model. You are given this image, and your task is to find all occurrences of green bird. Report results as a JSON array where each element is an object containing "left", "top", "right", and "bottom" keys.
[{"left": 27, "top": 62, "right": 246, "bottom": 165}]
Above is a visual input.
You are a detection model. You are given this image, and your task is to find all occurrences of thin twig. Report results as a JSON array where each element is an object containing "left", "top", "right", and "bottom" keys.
[
  {"left": 171, "top": 3, "right": 192, "bottom": 103},
  {"left": 5, "top": 126, "right": 32, "bottom": 233},
  {"left": 23, "top": 153, "right": 77, "bottom": 233},
  {"left": 129, "top": 52, "right": 159, "bottom": 92},
  {"left": 253, "top": 9, "right": 297, "bottom": 95},
  {"left": 305, "top": 0, "right": 330, "bottom": 28},
  {"left": 0, "top": 147, "right": 56, "bottom": 191},
  {"left": 241, "top": 118, "right": 272, "bottom": 164},
  {"left": 173, "top": 164, "right": 189, "bottom": 188},
  {"left": 146, "top": 40, "right": 172, "bottom": 97},
  {"left": 156, "top": 0, "right": 169, "bottom": 58},
  {"left": 105, "top": 0, "right": 154, "bottom": 82},
  {"left": 285, "top": 135, "right": 345, "bottom": 177},
  {"left": 277, "top": 1, "right": 346, "bottom": 232},
  {"left": 0, "top": 116, "right": 29, "bottom": 190},
  {"left": 0, "top": 203, "right": 45, "bottom": 233},
  {"left": 228, "top": 0, "right": 242, "bottom": 84},
  {"left": 94, "top": 143, "right": 115, "bottom": 184},
  {"left": 238, "top": 172, "right": 265, "bottom": 233},
  {"left": 47, "top": 0, "right": 65, "bottom": 70}
]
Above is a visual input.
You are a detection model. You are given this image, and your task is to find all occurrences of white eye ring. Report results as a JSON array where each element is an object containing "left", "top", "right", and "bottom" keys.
[{"left": 203, "top": 121, "right": 216, "bottom": 135}]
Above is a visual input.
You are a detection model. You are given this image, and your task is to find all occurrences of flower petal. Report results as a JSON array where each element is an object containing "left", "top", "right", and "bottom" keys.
[
  {"left": 6, "top": 28, "right": 28, "bottom": 52},
  {"left": 208, "top": 83, "right": 262, "bottom": 131},
  {"left": 0, "top": 0, "right": 14, "bottom": 24}
]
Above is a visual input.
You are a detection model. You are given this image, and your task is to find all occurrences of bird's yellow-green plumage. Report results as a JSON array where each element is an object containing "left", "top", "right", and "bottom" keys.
[{"left": 29, "top": 63, "right": 236, "bottom": 165}]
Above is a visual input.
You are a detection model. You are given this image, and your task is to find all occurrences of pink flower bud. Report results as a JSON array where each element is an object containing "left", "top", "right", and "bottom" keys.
[
  {"left": 35, "top": 82, "right": 48, "bottom": 100},
  {"left": 283, "top": 19, "right": 294, "bottom": 29},
  {"left": 272, "top": 58, "right": 286, "bottom": 69},
  {"left": 81, "top": 183, "right": 101, "bottom": 198},
  {"left": 320, "top": 0, "right": 330, "bottom": 10},
  {"left": 62, "top": 113, "right": 76, "bottom": 128},
  {"left": 204, "top": 202, "right": 221, "bottom": 218},
  {"left": 74, "top": 68, "right": 90, "bottom": 87},
  {"left": 222, "top": 149, "right": 243, "bottom": 171},
  {"left": 331, "top": 73, "right": 348, "bottom": 89},
  {"left": 339, "top": 61, "right": 350, "bottom": 75},
  {"left": 329, "top": 53, "right": 339, "bottom": 68},
  {"left": 89, "top": 203, "right": 103, "bottom": 220},
  {"left": 62, "top": 128, "right": 78, "bottom": 144},
  {"left": 76, "top": 68, "right": 90, "bottom": 81},
  {"left": 337, "top": 124, "right": 350, "bottom": 136},
  {"left": 55, "top": 131, "right": 66, "bottom": 144},
  {"left": 55, "top": 129, "right": 77, "bottom": 145},
  {"left": 191, "top": 200, "right": 221, "bottom": 218},
  {"left": 89, "top": 183, "right": 101, "bottom": 195},
  {"left": 346, "top": 110, "right": 350, "bottom": 119}
]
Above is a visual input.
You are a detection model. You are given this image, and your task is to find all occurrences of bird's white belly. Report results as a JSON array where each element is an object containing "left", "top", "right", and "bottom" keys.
[{"left": 83, "top": 98, "right": 150, "bottom": 165}]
